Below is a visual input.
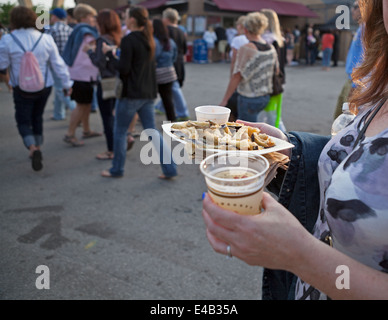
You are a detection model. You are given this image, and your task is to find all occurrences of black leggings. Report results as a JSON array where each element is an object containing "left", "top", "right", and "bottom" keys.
[
  {"left": 97, "top": 83, "right": 115, "bottom": 152},
  {"left": 158, "top": 82, "right": 176, "bottom": 122}
]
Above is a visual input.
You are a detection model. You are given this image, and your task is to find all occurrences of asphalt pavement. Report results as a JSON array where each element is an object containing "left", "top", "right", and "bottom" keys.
[{"left": 0, "top": 61, "right": 346, "bottom": 300}]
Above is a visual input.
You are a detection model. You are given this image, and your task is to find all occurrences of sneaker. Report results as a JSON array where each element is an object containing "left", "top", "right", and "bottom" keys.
[
  {"left": 31, "top": 150, "right": 43, "bottom": 171},
  {"left": 50, "top": 116, "right": 66, "bottom": 121}
]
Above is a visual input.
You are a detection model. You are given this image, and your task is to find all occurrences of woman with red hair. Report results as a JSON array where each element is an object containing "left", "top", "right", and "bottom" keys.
[
  {"left": 85, "top": 9, "right": 122, "bottom": 160},
  {"left": 101, "top": 6, "right": 177, "bottom": 179},
  {"left": 203, "top": 0, "right": 388, "bottom": 300}
]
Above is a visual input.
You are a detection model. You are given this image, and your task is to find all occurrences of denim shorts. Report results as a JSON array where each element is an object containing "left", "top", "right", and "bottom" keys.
[{"left": 237, "top": 94, "right": 270, "bottom": 122}]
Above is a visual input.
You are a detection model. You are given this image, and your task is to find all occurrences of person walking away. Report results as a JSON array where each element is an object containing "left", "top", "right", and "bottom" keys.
[
  {"left": 203, "top": 26, "right": 217, "bottom": 63},
  {"left": 230, "top": 16, "right": 249, "bottom": 73},
  {"left": 0, "top": 22, "right": 11, "bottom": 92},
  {"left": 284, "top": 28, "right": 294, "bottom": 65},
  {"left": 219, "top": 12, "right": 277, "bottom": 123},
  {"left": 101, "top": 6, "right": 177, "bottom": 180},
  {"left": 305, "top": 27, "right": 316, "bottom": 65},
  {"left": 331, "top": 29, "right": 339, "bottom": 67},
  {"left": 215, "top": 24, "right": 228, "bottom": 62},
  {"left": 260, "top": 8, "right": 287, "bottom": 131},
  {"left": 312, "top": 29, "right": 320, "bottom": 65},
  {"left": 62, "top": 3, "right": 101, "bottom": 147},
  {"left": 0, "top": 6, "right": 72, "bottom": 171},
  {"left": 153, "top": 18, "right": 178, "bottom": 122},
  {"left": 292, "top": 25, "right": 301, "bottom": 63},
  {"left": 85, "top": 9, "right": 122, "bottom": 160},
  {"left": 225, "top": 23, "right": 237, "bottom": 63},
  {"left": 159, "top": 8, "right": 190, "bottom": 121},
  {"left": 227, "top": 15, "right": 249, "bottom": 121},
  {"left": 321, "top": 30, "right": 335, "bottom": 71},
  {"left": 48, "top": 8, "right": 76, "bottom": 121},
  {"left": 333, "top": 1, "right": 363, "bottom": 119},
  {"left": 66, "top": 8, "right": 77, "bottom": 28}
]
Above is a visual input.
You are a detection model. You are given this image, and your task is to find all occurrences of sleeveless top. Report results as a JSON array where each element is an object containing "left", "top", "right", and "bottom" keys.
[
  {"left": 295, "top": 103, "right": 388, "bottom": 299},
  {"left": 233, "top": 41, "right": 276, "bottom": 98}
]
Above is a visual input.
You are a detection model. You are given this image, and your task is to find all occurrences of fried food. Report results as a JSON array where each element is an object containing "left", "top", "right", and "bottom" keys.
[{"left": 170, "top": 121, "right": 275, "bottom": 152}]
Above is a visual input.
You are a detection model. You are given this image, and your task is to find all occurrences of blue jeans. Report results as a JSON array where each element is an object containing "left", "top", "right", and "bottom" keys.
[
  {"left": 263, "top": 132, "right": 331, "bottom": 300},
  {"left": 91, "top": 85, "right": 98, "bottom": 111},
  {"left": 13, "top": 87, "right": 52, "bottom": 149},
  {"left": 109, "top": 98, "right": 177, "bottom": 177},
  {"left": 52, "top": 70, "right": 75, "bottom": 120},
  {"left": 322, "top": 48, "right": 333, "bottom": 67},
  {"left": 237, "top": 94, "right": 270, "bottom": 122},
  {"left": 155, "top": 80, "right": 189, "bottom": 118},
  {"left": 305, "top": 45, "right": 316, "bottom": 65}
]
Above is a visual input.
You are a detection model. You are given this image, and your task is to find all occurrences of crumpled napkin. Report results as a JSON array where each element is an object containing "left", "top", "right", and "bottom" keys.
[{"left": 263, "top": 152, "right": 289, "bottom": 187}]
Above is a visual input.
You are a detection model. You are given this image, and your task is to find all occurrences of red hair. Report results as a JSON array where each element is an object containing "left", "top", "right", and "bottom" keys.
[
  {"left": 97, "top": 9, "right": 122, "bottom": 46},
  {"left": 350, "top": 0, "right": 388, "bottom": 110}
]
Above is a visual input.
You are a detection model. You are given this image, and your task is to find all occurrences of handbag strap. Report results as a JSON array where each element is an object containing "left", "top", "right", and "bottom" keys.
[{"left": 353, "top": 98, "right": 387, "bottom": 150}]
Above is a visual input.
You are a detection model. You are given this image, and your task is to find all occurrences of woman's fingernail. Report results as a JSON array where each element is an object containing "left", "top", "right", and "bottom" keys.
[{"left": 202, "top": 192, "right": 206, "bottom": 200}]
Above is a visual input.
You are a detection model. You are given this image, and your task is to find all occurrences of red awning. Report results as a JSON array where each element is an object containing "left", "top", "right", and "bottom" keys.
[
  {"left": 139, "top": 0, "right": 168, "bottom": 9},
  {"left": 213, "top": 0, "right": 318, "bottom": 18}
]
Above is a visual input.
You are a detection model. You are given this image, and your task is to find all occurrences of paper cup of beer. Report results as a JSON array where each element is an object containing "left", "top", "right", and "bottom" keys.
[{"left": 200, "top": 152, "right": 269, "bottom": 215}]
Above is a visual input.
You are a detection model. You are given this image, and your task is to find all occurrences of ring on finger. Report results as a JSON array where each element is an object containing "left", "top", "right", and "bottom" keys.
[{"left": 226, "top": 245, "right": 232, "bottom": 258}]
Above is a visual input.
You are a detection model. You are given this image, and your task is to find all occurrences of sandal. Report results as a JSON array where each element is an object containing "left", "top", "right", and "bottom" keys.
[
  {"left": 127, "top": 134, "right": 135, "bottom": 151},
  {"left": 96, "top": 151, "right": 114, "bottom": 160},
  {"left": 82, "top": 131, "right": 102, "bottom": 139},
  {"left": 101, "top": 170, "right": 123, "bottom": 178},
  {"left": 158, "top": 174, "right": 176, "bottom": 180},
  {"left": 64, "top": 135, "right": 84, "bottom": 147}
]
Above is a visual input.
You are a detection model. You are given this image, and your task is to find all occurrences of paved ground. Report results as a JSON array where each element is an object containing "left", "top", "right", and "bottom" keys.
[{"left": 0, "top": 61, "right": 346, "bottom": 300}]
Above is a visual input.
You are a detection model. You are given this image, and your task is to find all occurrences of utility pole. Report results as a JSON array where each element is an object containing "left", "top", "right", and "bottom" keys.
[
  {"left": 18, "top": 0, "right": 33, "bottom": 8},
  {"left": 52, "top": 0, "right": 65, "bottom": 7},
  {"left": 18, "top": 0, "right": 65, "bottom": 8}
]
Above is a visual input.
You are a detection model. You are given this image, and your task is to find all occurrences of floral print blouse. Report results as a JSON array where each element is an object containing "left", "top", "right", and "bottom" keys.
[{"left": 295, "top": 103, "right": 388, "bottom": 300}]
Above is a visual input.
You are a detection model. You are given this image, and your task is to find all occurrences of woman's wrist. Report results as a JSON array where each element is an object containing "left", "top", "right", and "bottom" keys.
[{"left": 285, "top": 230, "right": 322, "bottom": 275}]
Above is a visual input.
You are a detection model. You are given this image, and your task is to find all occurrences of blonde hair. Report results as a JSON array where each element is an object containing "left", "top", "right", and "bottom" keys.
[
  {"left": 236, "top": 15, "right": 247, "bottom": 27},
  {"left": 73, "top": 3, "right": 97, "bottom": 22},
  {"left": 162, "top": 8, "right": 180, "bottom": 24},
  {"left": 244, "top": 12, "right": 268, "bottom": 36},
  {"left": 260, "top": 9, "right": 284, "bottom": 47}
]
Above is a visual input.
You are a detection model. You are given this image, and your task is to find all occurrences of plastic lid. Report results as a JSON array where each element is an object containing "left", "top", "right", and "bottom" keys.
[{"left": 342, "top": 102, "right": 350, "bottom": 112}]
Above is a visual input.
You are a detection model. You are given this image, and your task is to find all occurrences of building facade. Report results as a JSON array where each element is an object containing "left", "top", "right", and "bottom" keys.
[{"left": 75, "top": 0, "right": 356, "bottom": 62}]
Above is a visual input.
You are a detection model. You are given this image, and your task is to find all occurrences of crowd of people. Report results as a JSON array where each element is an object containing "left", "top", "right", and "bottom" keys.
[
  {"left": 0, "top": 3, "right": 345, "bottom": 174},
  {"left": 202, "top": 17, "right": 338, "bottom": 72},
  {"left": 1, "top": 0, "right": 388, "bottom": 300},
  {"left": 0, "top": 4, "right": 186, "bottom": 179}
]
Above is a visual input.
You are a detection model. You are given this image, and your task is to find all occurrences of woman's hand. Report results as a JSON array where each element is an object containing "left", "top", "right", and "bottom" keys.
[
  {"left": 102, "top": 42, "right": 115, "bottom": 55},
  {"left": 63, "top": 87, "right": 72, "bottom": 96},
  {"left": 237, "top": 120, "right": 287, "bottom": 141},
  {"left": 83, "top": 42, "right": 96, "bottom": 53},
  {"left": 202, "top": 192, "right": 312, "bottom": 271},
  {"left": 236, "top": 120, "right": 290, "bottom": 156}
]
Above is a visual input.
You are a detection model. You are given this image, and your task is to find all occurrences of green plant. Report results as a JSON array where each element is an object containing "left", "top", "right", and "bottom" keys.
[{"left": 0, "top": 2, "right": 16, "bottom": 28}]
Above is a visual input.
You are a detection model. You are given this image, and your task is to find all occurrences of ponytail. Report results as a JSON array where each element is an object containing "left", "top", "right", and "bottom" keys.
[
  {"left": 144, "top": 19, "right": 155, "bottom": 60},
  {"left": 129, "top": 6, "right": 155, "bottom": 60}
]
